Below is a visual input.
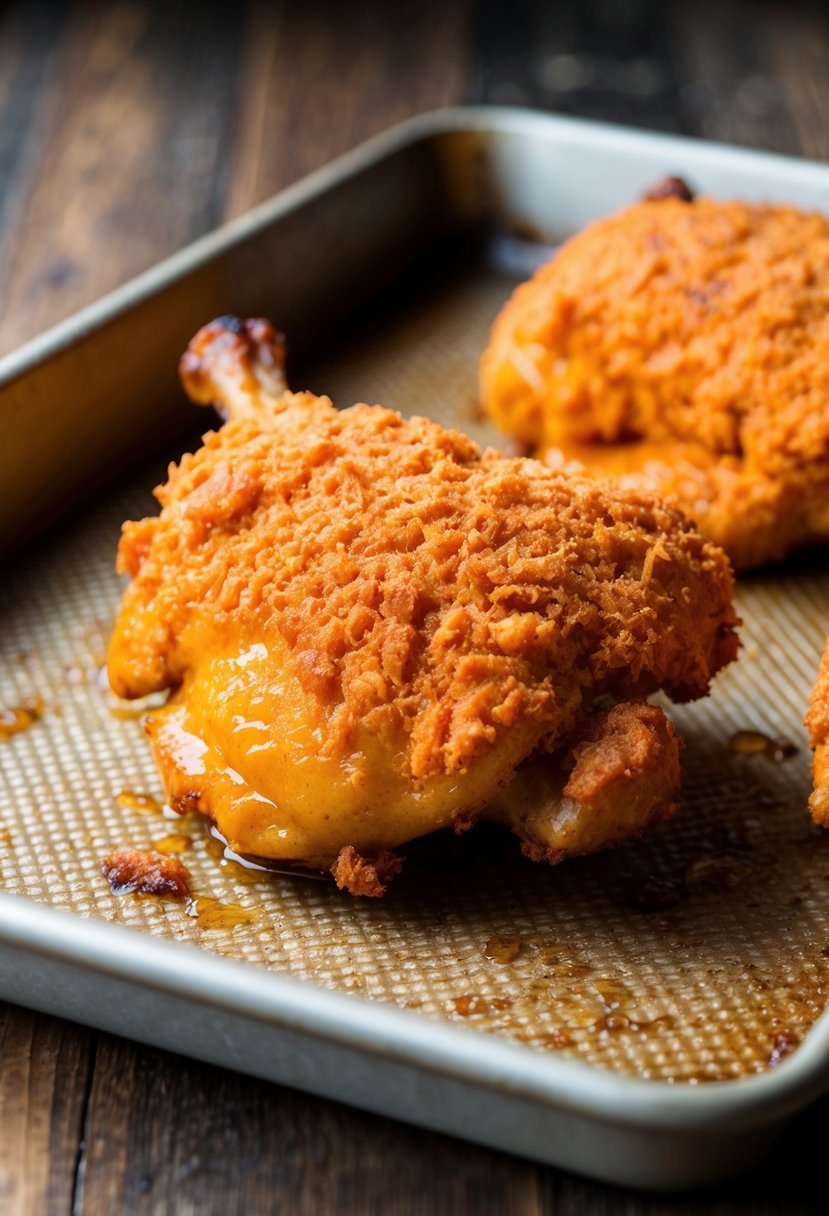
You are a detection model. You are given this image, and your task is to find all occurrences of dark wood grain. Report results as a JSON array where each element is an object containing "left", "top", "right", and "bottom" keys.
[
  {"left": 75, "top": 1036, "right": 540, "bottom": 1216},
  {"left": 223, "top": 0, "right": 468, "bottom": 220},
  {"left": 0, "top": 0, "right": 247, "bottom": 357},
  {"left": 472, "top": 0, "right": 829, "bottom": 157},
  {"left": 0, "top": 0, "right": 467, "bottom": 358},
  {"left": 5, "top": 0, "right": 829, "bottom": 1212},
  {"left": 0, "top": 1005, "right": 93, "bottom": 1216}
]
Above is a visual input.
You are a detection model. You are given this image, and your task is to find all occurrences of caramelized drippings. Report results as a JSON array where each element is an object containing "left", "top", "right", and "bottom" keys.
[
  {"left": 116, "top": 790, "right": 162, "bottom": 813},
  {"left": 185, "top": 896, "right": 258, "bottom": 929},
  {"left": 594, "top": 977, "right": 633, "bottom": 1008},
  {"left": 151, "top": 833, "right": 192, "bottom": 855},
  {"left": 453, "top": 994, "right": 511, "bottom": 1017},
  {"left": 102, "top": 849, "right": 191, "bottom": 899},
  {"left": 591, "top": 1012, "right": 676, "bottom": 1035},
  {"left": 483, "top": 933, "right": 523, "bottom": 963},
  {"left": 535, "top": 1029, "right": 573, "bottom": 1049},
  {"left": 0, "top": 695, "right": 44, "bottom": 741},
  {"left": 730, "top": 730, "right": 797, "bottom": 762},
  {"left": 546, "top": 958, "right": 593, "bottom": 978}
]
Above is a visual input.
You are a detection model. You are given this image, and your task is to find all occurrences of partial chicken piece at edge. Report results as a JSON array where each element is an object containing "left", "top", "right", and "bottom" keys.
[{"left": 807, "top": 640, "right": 829, "bottom": 826}]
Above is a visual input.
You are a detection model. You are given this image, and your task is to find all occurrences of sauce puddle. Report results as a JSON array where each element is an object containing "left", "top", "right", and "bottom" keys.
[{"left": 186, "top": 896, "right": 258, "bottom": 930}]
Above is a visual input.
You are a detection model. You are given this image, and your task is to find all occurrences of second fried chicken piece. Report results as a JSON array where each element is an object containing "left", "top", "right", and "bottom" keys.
[
  {"left": 108, "top": 317, "right": 738, "bottom": 894},
  {"left": 481, "top": 197, "right": 829, "bottom": 570}
]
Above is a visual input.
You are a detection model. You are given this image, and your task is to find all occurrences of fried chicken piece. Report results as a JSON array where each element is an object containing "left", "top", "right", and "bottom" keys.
[
  {"left": 481, "top": 197, "right": 829, "bottom": 570},
  {"left": 806, "top": 640, "right": 829, "bottom": 825},
  {"left": 488, "top": 702, "right": 682, "bottom": 863},
  {"left": 108, "top": 317, "right": 738, "bottom": 894}
]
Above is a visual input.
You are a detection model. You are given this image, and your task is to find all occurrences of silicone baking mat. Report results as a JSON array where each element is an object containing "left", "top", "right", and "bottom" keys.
[{"left": 2, "top": 248, "right": 827, "bottom": 1083}]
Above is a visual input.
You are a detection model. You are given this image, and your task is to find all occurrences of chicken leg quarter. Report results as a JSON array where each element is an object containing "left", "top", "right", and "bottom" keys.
[{"left": 108, "top": 317, "right": 738, "bottom": 895}]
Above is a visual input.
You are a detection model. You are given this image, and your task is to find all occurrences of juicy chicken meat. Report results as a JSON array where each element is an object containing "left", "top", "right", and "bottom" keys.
[
  {"left": 108, "top": 317, "right": 738, "bottom": 895},
  {"left": 806, "top": 640, "right": 829, "bottom": 826},
  {"left": 480, "top": 196, "right": 829, "bottom": 571}
]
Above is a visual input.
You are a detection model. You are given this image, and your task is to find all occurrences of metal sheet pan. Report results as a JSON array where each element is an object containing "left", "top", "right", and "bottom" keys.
[{"left": 2, "top": 107, "right": 829, "bottom": 1189}]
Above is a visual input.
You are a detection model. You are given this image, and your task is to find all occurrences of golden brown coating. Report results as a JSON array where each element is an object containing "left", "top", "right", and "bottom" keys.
[
  {"left": 806, "top": 640, "right": 829, "bottom": 826},
  {"left": 108, "top": 317, "right": 738, "bottom": 894},
  {"left": 101, "top": 849, "right": 192, "bottom": 899},
  {"left": 488, "top": 702, "right": 682, "bottom": 863},
  {"left": 481, "top": 197, "right": 829, "bottom": 570},
  {"left": 330, "top": 847, "right": 403, "bottom": 898}
]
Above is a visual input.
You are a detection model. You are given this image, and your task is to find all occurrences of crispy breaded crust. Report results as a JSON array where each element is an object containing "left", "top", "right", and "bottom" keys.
[
  {"left": 113, "top": 394, "right": 737, "bottom": 780},
  {"left": 101, "top": 849, "right": 191, "bottom": 899},
  {"left": 494, "top": 701, "right": 681, "bottom": 864},
  {"left": 331, "top": 846, "right": 403, "bottom": 897},
  {"left": 564, "top": 701, "right": 681, "bottom": 808},
  {"left": 481, "top": 198, "right": 829, "bottom": 570}
]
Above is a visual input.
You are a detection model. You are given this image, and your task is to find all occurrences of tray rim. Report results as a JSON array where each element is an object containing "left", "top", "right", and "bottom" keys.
[
  {"left": 3, "top": 891, "right": 829, "bottom": 1132},
  {"left": 4, "top": 104, "right": 829, "bottom": 393},
  {"left": 5, "top": 104, "right": 829, "bottom": 1143}
]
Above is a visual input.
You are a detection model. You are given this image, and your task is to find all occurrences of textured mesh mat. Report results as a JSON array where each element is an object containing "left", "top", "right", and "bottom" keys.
[{"left": 2, "top": 248, "right": 828, "bottom": 1083}]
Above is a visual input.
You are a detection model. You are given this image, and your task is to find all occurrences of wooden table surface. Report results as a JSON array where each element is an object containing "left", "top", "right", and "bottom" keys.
[{"left": 3, "top": 1, "right": 829, "bottom": 1211}]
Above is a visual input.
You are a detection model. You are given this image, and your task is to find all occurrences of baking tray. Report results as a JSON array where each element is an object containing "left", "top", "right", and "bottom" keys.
[{"left": 2, "top": 107, "right": 829, "bottom": 1190}]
